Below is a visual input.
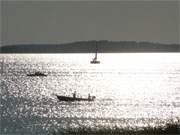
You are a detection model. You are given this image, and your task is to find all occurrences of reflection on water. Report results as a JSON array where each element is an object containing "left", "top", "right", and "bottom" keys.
[{"left": 1, "top": 53, "right": 180, "bottom": 134}]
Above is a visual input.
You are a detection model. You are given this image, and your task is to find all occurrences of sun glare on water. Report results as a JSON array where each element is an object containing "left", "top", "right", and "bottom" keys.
[{"left": 1, "top": 53, "right": 180, "bottom": 134}]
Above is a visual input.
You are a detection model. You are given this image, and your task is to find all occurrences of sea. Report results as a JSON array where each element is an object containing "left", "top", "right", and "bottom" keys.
[{"left": 0, "top": 53, "right": 180, "bottom": 135}]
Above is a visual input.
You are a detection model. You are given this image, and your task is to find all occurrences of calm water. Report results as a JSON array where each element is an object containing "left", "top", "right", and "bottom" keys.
[{"left": 1, "top": 53, "right": 180, "bottom": 134}]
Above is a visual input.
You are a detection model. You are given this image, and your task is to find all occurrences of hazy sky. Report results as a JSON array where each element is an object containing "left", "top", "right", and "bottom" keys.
[{"left": 1, "top": 0, "right": 180, "bottom": 45}]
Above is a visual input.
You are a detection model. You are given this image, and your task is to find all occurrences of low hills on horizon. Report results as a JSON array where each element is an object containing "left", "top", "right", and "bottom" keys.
[{"left": 0, "top": 40, "right": 179, "bottom": 53}]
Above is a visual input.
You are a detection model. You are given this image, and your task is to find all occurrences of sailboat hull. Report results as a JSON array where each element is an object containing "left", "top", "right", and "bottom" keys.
[{"left": 90, "top": 60, "right": 100, "bottom": 64}]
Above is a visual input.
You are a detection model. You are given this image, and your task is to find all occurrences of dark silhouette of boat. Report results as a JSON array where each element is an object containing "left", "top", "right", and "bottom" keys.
[
  {"left": 56, "top": 95, "right": 96, "bottom": 102},
  {"left": 27, "top": 71, "right": 47, "bottom": 77},
  {"left": 90, "top": 42, "right": 100, "bottom": 64}
]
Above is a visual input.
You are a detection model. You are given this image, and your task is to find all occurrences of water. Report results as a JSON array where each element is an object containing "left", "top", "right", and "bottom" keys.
[{"left": 1, "top": 53, "right": 180, "bottom": 134}]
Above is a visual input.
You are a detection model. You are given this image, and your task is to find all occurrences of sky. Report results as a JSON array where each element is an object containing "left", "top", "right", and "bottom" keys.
[{"left": 1, "top": 0, "right": 180, "bottom": 45}]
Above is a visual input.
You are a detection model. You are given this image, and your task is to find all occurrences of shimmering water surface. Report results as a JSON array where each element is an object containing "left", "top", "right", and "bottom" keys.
[{"left": 1, "top": 53, "right": 180, "bottom": 134}]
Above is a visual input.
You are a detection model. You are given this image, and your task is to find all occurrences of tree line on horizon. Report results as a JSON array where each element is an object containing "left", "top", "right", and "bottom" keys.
[{"left": 0, "top": 40, "right": 179, "bottom": 53}]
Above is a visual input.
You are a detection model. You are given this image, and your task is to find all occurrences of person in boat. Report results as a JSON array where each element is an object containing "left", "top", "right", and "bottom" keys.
[
  {"left": 73, "top": 91, "right": 76, "bottom": 98},
  {"left": 88, "top": 93, "right": 91, "bottom": 100}
]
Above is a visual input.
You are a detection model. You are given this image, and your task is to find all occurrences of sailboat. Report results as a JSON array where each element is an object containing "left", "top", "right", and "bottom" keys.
[{"left": 90, "top": 43, "right": 100, "bottom": 64}]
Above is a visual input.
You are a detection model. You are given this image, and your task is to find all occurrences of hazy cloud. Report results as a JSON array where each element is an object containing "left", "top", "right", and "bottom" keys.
[{"left": 1, "top": 0, "right": 179, "bottom": 45}]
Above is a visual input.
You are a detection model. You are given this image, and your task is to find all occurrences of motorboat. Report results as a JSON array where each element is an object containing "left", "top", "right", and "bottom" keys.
[
  {"left": 27, "top": 71, "right": 47, "bottom": 77},
  {"left": 56, "top": 95, "right": 96, "bottom": 102}
]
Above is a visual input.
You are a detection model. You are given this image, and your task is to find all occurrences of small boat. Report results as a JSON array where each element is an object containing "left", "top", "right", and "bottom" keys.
[
  {"left": 90, "top": 42, "right": 100, "bottom": 64},
  {"left": 27, "top": 71, "right": 47, "bottom": 77},
  {"left": 90, "top": 57, "right": 100, "bottom": 64},
  {"left": 56, "top": 94, "right": 96, "bottom": 102}
]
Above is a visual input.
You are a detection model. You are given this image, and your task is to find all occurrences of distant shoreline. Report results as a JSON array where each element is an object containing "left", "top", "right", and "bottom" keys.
[{"left": 1, "top": 40, "right": 180, "bottom": 53}]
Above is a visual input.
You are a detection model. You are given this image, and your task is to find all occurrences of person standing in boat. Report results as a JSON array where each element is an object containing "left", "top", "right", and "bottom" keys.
[
  {"left": 88, "top": 93, "right": 91, "bottom": 100},
  {"left": 73, "top": 91, "right": 76, "bottom": 98}
]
